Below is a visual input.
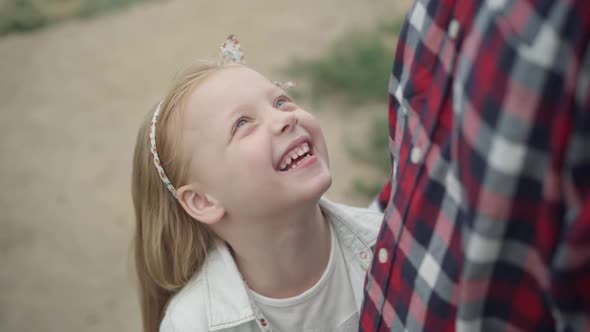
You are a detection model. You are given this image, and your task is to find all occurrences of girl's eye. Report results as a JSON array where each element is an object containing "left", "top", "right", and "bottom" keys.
[
  {"left": 275, "top": 95, "right": 292, "bottom": 108},
  {"left": 236, "top": 118, "right": 248, "bottom": 128},
  {"left": 232, "top": 118, "right": 248, "bottom": 135}
]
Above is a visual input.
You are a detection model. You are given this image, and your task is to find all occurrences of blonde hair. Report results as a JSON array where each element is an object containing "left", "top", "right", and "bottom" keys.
[{"left": 131, "top": 62, "right": 230, "bottom": 332}]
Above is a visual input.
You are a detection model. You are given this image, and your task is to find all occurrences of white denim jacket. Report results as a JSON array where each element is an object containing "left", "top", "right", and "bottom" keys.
[{"left": 160, "top": 197, "right": 383, "bottom": 332}]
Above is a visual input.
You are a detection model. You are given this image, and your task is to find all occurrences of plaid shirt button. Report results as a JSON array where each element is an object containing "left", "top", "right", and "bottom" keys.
[
  {"left": 448, "top": 19, "right": 460, "bottom": 39},
  {"left": 378, "top": 248, "right": 388, "bottom": 263},
  {"left": 410, "top": 146, "right": 424, "bottom": 164}
]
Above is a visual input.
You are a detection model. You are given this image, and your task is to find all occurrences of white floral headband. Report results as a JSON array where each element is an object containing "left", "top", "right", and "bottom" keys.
[{"left": 149, "top": 35, "right": 295, "bottom": 199}]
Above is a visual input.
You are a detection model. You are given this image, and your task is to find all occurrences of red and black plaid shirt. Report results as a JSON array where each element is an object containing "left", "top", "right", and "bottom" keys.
[{"left": 360, "top": 0, "right": 590, "bottom": 331}]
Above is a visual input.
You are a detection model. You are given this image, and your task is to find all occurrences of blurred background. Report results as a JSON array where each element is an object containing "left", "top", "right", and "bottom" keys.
[{"left": 0, "top": 0, "right": 409, "bottom": 330}]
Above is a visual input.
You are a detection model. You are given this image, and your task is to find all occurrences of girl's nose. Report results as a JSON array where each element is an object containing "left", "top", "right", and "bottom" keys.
[{"left": 272, "top": 111, "right": 298, "bottom": 134}]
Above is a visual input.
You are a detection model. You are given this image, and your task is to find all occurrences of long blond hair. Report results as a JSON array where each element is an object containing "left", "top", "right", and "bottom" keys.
[{"left": 131, "top": 62, "right": 228, "bottom": 332}]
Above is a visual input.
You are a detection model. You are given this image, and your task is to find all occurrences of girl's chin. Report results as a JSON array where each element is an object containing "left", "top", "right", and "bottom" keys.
[{"left": 292, "top": 173, "right": 332, "bottom": 201}]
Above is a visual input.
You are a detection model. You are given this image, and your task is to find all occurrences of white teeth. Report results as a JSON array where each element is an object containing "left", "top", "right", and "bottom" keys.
[{"left": 279, "top": 142, "right": 313, "bottom": 172}]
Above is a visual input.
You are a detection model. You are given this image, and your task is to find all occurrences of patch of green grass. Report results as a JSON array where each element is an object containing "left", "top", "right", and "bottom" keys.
[
  {"left": 0, "top": 0, "right": 149, "bottom": 35},
  {"left": 287, "top": 31, "right": 392, "bottom": 105},
  {"left": 352, "top": 178, "right": 385, "bottom": 199},
  {"left": 285, "top": 19, "right": 403, "bottom": 106},
  {"left": 285, "top": 19, "right": 403, "bottom": 198},
  {"left": 378, "top": 19, "right": 405, "bottom": 36},
  {"left": 347, "top": 113, "right": 391, "bottom": 198},
  {"left": 346, "top": 113, "right": 390, "bottom": 174},
  {"left": 76, "top": 0, "right": 147, "bottom": 18}
]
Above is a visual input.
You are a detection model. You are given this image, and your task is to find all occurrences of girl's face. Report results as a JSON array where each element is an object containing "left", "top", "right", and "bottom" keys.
[{"left": 181, "top": 66, "right": 332, "bottom": 220}]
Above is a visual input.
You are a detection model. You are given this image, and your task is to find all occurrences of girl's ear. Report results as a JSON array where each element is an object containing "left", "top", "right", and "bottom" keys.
[{"left": 176, "top": 184, "right": 225, "bottom": 225}]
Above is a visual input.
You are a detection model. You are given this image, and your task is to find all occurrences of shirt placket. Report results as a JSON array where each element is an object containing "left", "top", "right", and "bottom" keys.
[
  {"left": 392, "top": 6, "right": 460, "bottom": 245},
  {"left": 377, "top": 0, "right": 466, "bottom": 309}
]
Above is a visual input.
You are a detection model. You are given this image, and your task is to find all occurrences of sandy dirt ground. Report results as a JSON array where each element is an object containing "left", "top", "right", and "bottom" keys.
[{"left": 0, "top": 1, "right": 409, "bottom": 331}]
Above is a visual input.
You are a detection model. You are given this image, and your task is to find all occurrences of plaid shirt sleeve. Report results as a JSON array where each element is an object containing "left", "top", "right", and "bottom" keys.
[{"left": 360, "top": 0, "right": 590, "bottom": 331}]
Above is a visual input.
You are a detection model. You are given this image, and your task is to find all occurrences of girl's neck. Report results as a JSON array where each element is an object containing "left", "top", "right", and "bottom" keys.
[{"left": 227, "top": 202, "right": 331, "bottom": 299}]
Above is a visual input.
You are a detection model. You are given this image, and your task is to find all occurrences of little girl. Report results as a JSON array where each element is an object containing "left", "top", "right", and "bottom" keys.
[{"left": 131, "top": 36, "right": 383, "bottom": 332}]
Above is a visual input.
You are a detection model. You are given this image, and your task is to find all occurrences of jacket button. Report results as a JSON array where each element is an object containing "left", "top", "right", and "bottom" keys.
[
  {"left": 360, "top": 250, "right": 368, "bottom": 260},
  {"left": 260, "top": 318, "right": 267, "bottom": 327}
]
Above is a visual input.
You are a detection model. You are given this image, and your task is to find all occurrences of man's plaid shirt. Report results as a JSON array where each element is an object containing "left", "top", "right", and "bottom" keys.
[{"left": 360, "top": 0, "right": 590, "bottom": 331}]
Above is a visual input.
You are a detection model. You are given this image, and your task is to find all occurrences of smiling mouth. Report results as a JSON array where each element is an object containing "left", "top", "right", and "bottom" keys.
[{"left": 279, "top": 142, "right": 313, "bottom": 172}]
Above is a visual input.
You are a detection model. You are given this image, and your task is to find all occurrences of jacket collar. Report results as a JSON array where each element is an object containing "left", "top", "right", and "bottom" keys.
[
  {"left": 205, "top": 240, "right": 257, "bottom": 331},
  {"left": 318, "top": 197, "right": 380, "bottom": 270},
  {"left": 205, "top": 197, "right": 381, "bottom": 330}
]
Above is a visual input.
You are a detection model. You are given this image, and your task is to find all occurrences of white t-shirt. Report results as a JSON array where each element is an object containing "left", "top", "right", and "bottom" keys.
[{"left": 249, "top": 222, "right": 358, "bottom": 332}]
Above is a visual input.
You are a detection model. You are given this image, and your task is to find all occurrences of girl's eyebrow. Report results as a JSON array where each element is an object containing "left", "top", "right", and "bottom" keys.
[
  {"left": 226, "top": 103, "right": 250, "bottom": 120},
  {"left": 227, "top": 86, "right": 282, "bottom": 120},
  {"left": 266, "top": 86, "right": 283, "bottom": 99}
]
